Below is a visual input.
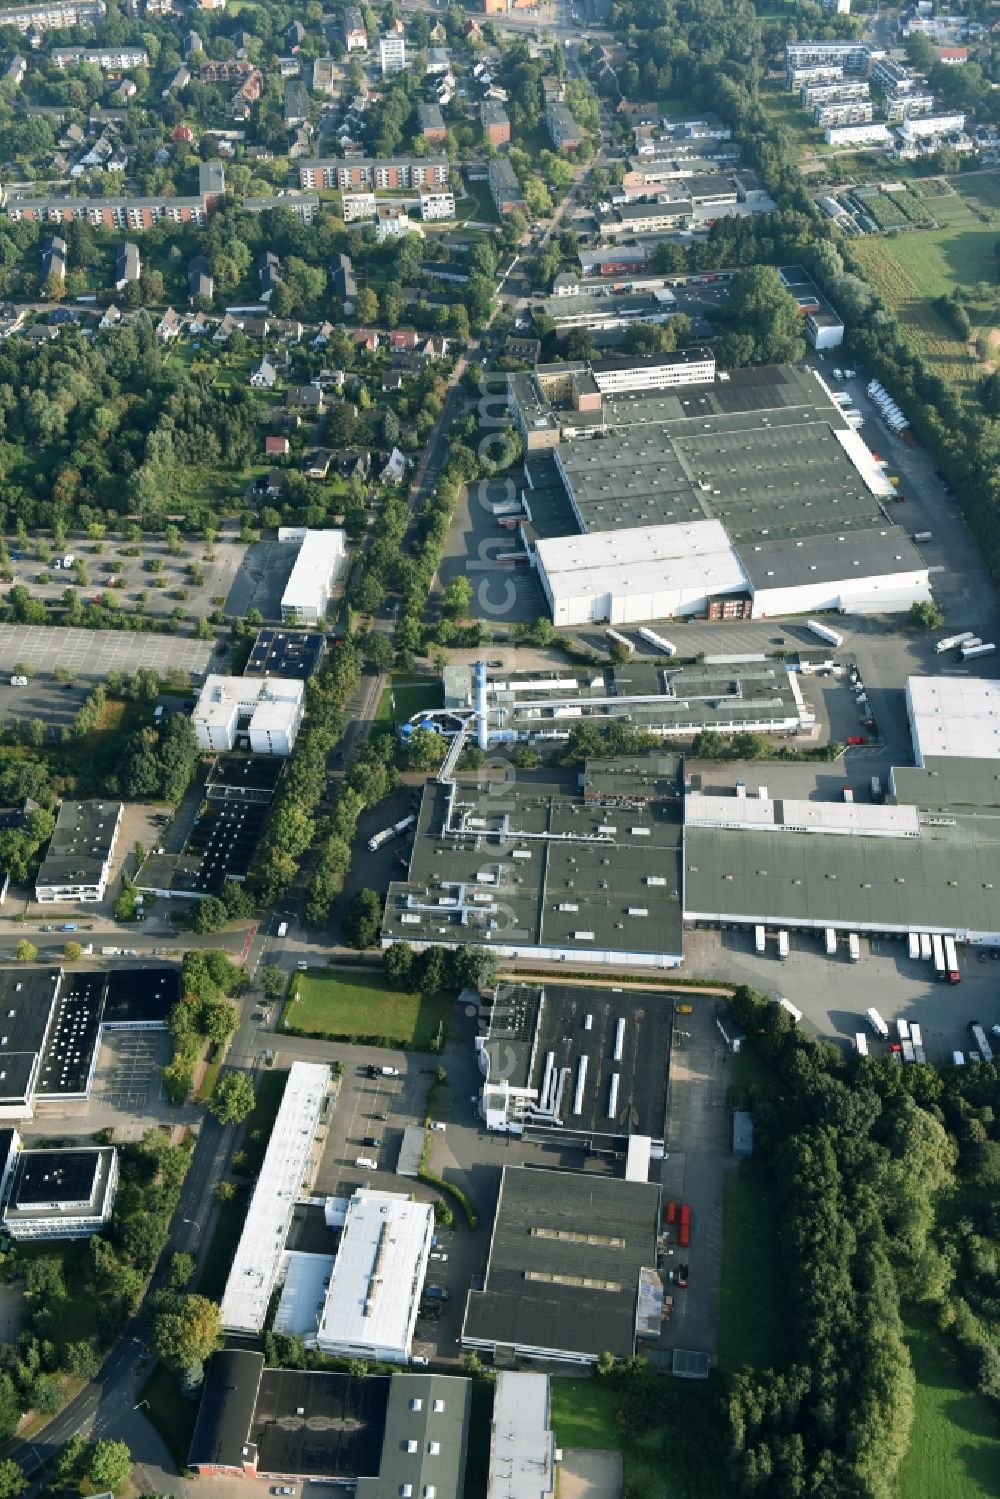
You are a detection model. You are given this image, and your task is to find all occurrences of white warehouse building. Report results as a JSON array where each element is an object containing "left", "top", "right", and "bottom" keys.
[
  {"left": 316, "top": 1189, "right": 434, "bottom": 1364},
  {"left": 279, "top": 527, "right": 346, "bottom": 625},
  {"left": 192, "top": 674, "right": 306, "bottom": 755}
]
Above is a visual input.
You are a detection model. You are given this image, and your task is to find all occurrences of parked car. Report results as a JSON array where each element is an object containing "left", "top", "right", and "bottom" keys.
[
  {"left": 429, "top": 1251, "right": 449, "bottom": 1262},
  {"left": 429, "top": 1121, "right": 446, "bottom": 1132},
  {"left": 845, "top": 735, "right": 867, "bottom": 746},
  {"left": 411, "top": 1355, "right": 429, "bottom": 1367},
  {"left": 362, "top": 1135, "right": 379, "bottom": 1147}
]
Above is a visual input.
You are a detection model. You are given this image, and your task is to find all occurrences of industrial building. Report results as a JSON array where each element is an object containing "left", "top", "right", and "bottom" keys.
[
  {"left": 779, "top": 264, "right": 845, "bottom": 349},
  {"left": 906, "top": 676, "right": 1000, "bottom": 765},
  {"left": 462, "top": 1167, "right": 662, "bottom": 1364},
  {"left": 189, "top": 1351, "right": 470, "bottom": 1497},
  {"left": 505, "top": 356, "right": 928, "bottom": 626},
  {"left": 475, "top": 982, "right": 672, "bottom": 1147},
  {"left": 316, "top": 1189, "right": 434, "bottom": 1364},
  {"left": 191, "top": 675, "right": 306, "bottom": 756},
  {"left": 487, "top": 1373, "right": 556, "bottom": 1499},
  {"left": 220, "top": 1062, "right": 330, "bottom": 1335},
  {"left": 35, "top": 799, "right": 123, "bottom": 904},
  {"left": 0, "top": 965, "right": 176, "bottom": 1121},
  {"left": 278, "top": 527, "right": 346, "bottom": 624},
  {"left": 243, "top": 627, "right": 326, "bottom": 681},
  {"left": 0, "top": 1132, "right": 118, "bottom": 1240}
]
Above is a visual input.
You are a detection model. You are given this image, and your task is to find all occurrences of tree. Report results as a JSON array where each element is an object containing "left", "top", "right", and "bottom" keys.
[
  {"left": 692, "top": 729, "right": 727, "bottom": 758},
  {"left": 207, "top": 1071, "right": 256, "bottom": 1125},
  {"left": 14, "top": 940, "right": 36, "bottom": 963},
  {"left": 87, "top": 1439, "right": 133, "bottom": 1493},
  {"left": 345, "top": 888, "right": 383, "bottom": 949},
  {"left": 260, "top": 964, "right": 287, "bottom": 1003},
  {"left": 442, "top": 575, "right": 473, "bottom": 618},
  {"left": 153, "top": 1294, "right": 222, "bottom": 1373},
  {"left": 63, "top": 940, "right": 82, "bottom": 961},
  {"left": 0, "top": 1460, "right": 25, "bottom": 1499},
  {"left": 199, "top": 997, "right": 239, "bottom": 1044},
  {"left": 908, "top": 599, "right": 944, "bottom": 631},
  {"left": 384, "top": 941, "right": 416, "bottom": 989},
  {"left": 355, "top": 286, "right": 379, "bottom": 323},
  {"left": 168, "top": 1252, "right": 195, "bottom": 1290}
]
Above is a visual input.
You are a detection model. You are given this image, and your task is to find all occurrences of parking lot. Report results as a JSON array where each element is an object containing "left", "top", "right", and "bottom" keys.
[
  {"left": 102, "top": 1032, "right": 163, "bottom": 1112},
  {"left": 0, "top": 625, "right": 215, "bottom": 682},
  {"left": 33, "top": 1028, "right": 197, "bottom": 1141}
]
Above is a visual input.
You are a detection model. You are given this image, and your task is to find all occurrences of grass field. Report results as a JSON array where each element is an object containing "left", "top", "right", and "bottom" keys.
[
  {"left": 550, "top": 1374, "right": 730, "bottom": 1497},
  {"left": 375, "top": 675, "right": 444, "bottom": 730},
  {"left": 235, "top": 1067, "right": 287, "bottom": 1177},
  {"left": 196, "top": 1185, "right": 248, "bottom": 1299},
  {"left": 718, "top": 1159, "right": 792, "bottom": 1376},
  {"left": 283, "top": 968, "right": 451, "bottom": 1050},
  {"left": 900, "top": 1313, "right": 1000, "bottom": 1499},
  {"left": 850, "top": 231, "right": 994, "bottom": 393}
]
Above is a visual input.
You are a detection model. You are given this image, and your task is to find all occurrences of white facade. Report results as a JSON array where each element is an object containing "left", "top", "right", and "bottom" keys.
[
  {"left": 419, "top": 189, "right": 455, "bottom": 220},
  {"left": 279, "top": 527, "right": 346, "bottom": 624},
  {"left": 487, "top": 1374, "right": 556, "bottom": 1499},
  {"left": 375, "top": 205, "right": 414, "bottom": 241},
  {"left": 535, "top": 521, "right": 746, "bottom": 628},
  {"left": 2, "top": 1144, "right": 118, "bottom": 1241},
  {"left": 824, "top": 122, "right": 892, "bottom": 146},
  {"left": 899, "top": 112, "right": 965, "bottom": 141},
  {"left": 192, "top": 674, "right": 305, "bottom": 755},
  {"left": 35, "top": 800, "right": 123, "bottom": 904},
  {"left": 379, "top": 34, "right": 406, "bottom": 74},
  {"left": 907, "top": 676, "right": 1000, "bottom": 766},
  {"left": 220, "top": 1062, "right": 329, "bottom": 1335},
  {"left": 751, "top": 567, "right": 930, "bottom": 619},
  {"left": 589, "top": 348, "right": 715, "bottom": 393},
  {"left": 342, "top": 190, "right": 377, "bottom": 223},
  {"left": 316, "top": 1189, "right": 433, "bottom": 1363}
]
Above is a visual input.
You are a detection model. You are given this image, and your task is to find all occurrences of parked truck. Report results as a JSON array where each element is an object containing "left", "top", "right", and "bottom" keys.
[
  {"left": 824, "top": 928, "right": 837, "bottom": 956},
  {"left": 944, "top": 934, "right": 960, "bottom": 983},
  {"left": 806, "top": 618, "right": 843, "bottom": 648},
  {"left": 368, "top": 827, "right": 393, "bottom": 852},
  {"left": 935, "top": 632, "right": 976, "bottom": 654},
  {"left": 637, "top": 626, "right": 677, "bottom": 656},
  {"left": 604, "top": 627, "right": 635, "bottom": 655},
  {"left": 962, "top": 642, "right": 996, "bottom": 660},
  {"left": 970, "top": 1023, "right": 994, "bottom": 1065},
  {"left": 778, "top": 930, "right": 789, "bottom": 959},
  {"left": 867, "top": 1007, "right": 889, "bottom": 1040},
  {"left": 854, "top": 1032, "right": 869, "bottom": 1057},
  {"left": 775, "top": 995, "right": 802, "bottom": 1024},
  {"left": 910, "top": 1023, "right": 925, "bottom": 1064},
  {"left": 848, "top": 933, "right": 860, "bottom": 963},
  {"left": 754, "top": 925, "right": 766, "bottom": 955},
  {"left": 920, "top": 933, "right": 932, "bottom": 962},
  {"left": 932, "top": 933, "right": 946, "bottom": 980}
]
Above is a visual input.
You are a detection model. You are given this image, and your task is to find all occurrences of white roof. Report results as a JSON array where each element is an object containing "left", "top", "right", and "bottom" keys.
[
  {"left": 488, "top": 1373, "right": 555, "bottom": 1499},
  {"left": 317, "top": 1189, "right": 433, "bottom": 1359},
  {"left": 535, "top": 521, "right": 746, "bottom": 605},
  {"left": 833, "top": 428, "right": 894, "bottom": 495},
  {"left": 685, "top": 791, "right": 921, "bottom": 839},
  {"left": 220, "top": 1062, "right": 329, "bottom": 1334},
  {"left": 193, "top": 673, "right": 304, "bottom": 731},
  {"left": 280, "top": 528, "right": 345, "bottom": 614},
  {"left": 908, "top": 675, "right": 1000, "bottom": 763},
  {"left": 274, "top": 1250, "right": 335, "bottom": 1337}
]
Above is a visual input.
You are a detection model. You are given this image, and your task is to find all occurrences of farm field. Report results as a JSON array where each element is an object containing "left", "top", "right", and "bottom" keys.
[
  {"left": 900, "top": 1313, "right": 1000, "bottom": 1499},
  {"left": 850, "top": 228, "right": 998, "bottom": 393}
]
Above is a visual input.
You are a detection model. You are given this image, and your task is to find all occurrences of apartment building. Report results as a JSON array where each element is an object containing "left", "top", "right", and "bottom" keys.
[{"left": 299, "top": 156, "right": 449, "bottom": 190}]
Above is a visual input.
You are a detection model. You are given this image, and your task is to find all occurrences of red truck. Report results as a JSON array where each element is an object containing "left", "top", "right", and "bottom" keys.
[
  {"left": 678, "top": 1203, "right": 691, "bottom": 1248},
  {"left": 664, "top": 1200, "right": 677, "bottom": 1227}
]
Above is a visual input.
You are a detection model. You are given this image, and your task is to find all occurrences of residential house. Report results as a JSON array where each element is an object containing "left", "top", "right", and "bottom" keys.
[
  {"left": 265, "top": 435, "right": 290, "bottom": 457},
  {"left": 188, "top": 253, "right": 213, "bottom": 302},
  {"left": 426, "top": 45, "right": 450, "bottom": 74},
  {"left": 263, "top": 467, "right": 284, "bottom": 494},
  {"left": 303, "top": 448, "right": 332, "bottom": 479},
  {"left": 286, "top": 385, "right": 325, "bottom": 414},
  {"left": 352, "top": 328, "right": 379, "bottom": 352},
  {"left": 243, "top": 315, "right": 269, "bottom": 339},
  {"left": 311, "top": 56, "right": 337, "bottom": 94},
  {"left": 213, "top": 311, "right": 237, "bottom": 343},
  {"left": 375, "top": 204, "right": 416, "bottom": 241},
  {"left": 379, "top": 33, "right": 406, "bottom": 75},
  {"left": 381, "top": 370, "right": 404, "bottom": 393},
  {"left": 163, "top": 65, "right": 189, "bottom": 96},
  {"left": 284, "top": 78, "right": 309, "bottom": 126},
  {"left": 418, "top": 102, "right": 447, "bottom": 146},
  {"left": 334, "top": 448, "right": 370, "bottom": 481},
  {"left": 419, "top": 188, "right": 455, "bottom": 220},
  {"left": 99, "top": 303, "right": 121, "bottom": 328},
  {"left": 114, "top": 239, "right": 140, "bottom": 291},
  {"left": 424, "top": 332, "right": 448, "bottom": 360},
  {"left": 6, "top": 55, "right": 27, "bottom": 86},
  {"left": 41, "top": 234, "right": 67, "bottom": 285},
  {"left": 547, "top": 101, "right": 583, "bottom": 152},
  {"left": 155, "top": 307, "right": 181, "bottom": 340},
  {"left": 330, "top": 252, "right": 356, "bottom": 313},
  {"left": 182, "top": 28, "right": 201, "bottom": 55},
  {"left": 258, "top": 250, "right": 281, "bottom": 302},
  {"left": 481, "top": 99, "right": 510, "bottom": 146},
  {"left": 388, "top": 329, "right": 419, "bottom": 353},
  {"left": 113, "top": 78, "right": 136, "bottom": 102},
  {"left": 286, "top": 19, "right": 305, "bottom": 49},
  {"left": 250, "top": 357, "right": 277, "bottom": 388}
]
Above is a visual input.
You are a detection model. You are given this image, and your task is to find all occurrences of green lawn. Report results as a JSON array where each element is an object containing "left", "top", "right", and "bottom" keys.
[
  {"left": 900, "top": 1313, "right": 1000, "bottom": 1499},
  {"left": 196, "top": 1185, "right": 249, "bottom": 1300},
  {"left": 235, "top": 1067, "right": 288, "bottom": 1177},
  {"left": 718, "top": 1160, "right": 792, "bottom": 1376},
  {"left": 376, "top": 675, "right": 445, "bottom": 731},
  {"left": 283, "top": 968, "right": 452, "bottom": 1050},
  {"left": 550, "top": 1374, "right": 731, "bottom": 1498},
  {"left": 457, "top": 177, "right": 500, "bottom": 226}
]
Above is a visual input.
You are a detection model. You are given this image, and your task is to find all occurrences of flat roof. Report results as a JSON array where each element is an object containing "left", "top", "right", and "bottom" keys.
[
  {"left": 9, "top": 1146, "right": 105, "bottom": 1208},
  {"left": 244, "top": 628, "right": 326, "bottom": 680},
  {"left": 907, "top": 676, "right": 1000, "bottom": 763},
  {"left": 891, "top": 756, "right": 1000, "bottom": 812},
  {"left": 358, "top": 1374, "right": 471, "bottom": 1499},
  {"left": 36, "top": 969, "right": 104, "bottom": 1097},
  {"left": 382, "top": 772, "right": 685, "bottom": 961},
  {"left": 535, "top": 520, "right": 747, "bottom": 606},
  {"left": 102, "top": 966, "right": 179, "bottom": 1026},
  {"left": 36, "top": 800, "right": 121, "bottom": 889},
  {"left": 480, "top": 982, "right": 673, "bottom": 1142},
  {"left": 139, "top": 799, "right": 270, "bottom": 895},
  {"left": 317, "top": 1189, "right": 433, "bottom": 1357},
  {"left": 251, "top": 1369, "right": 388, "bottom": 1478},
  {"left": 189, "top": 1349, "right": 264, "bottom": 1470},
  {"left": 207, "top": 755, "right": 285, "bottom": 797},
  {"left": 488, "top": 1372, "right": 555, "bottom": 1499},
  {"left": 462, "top": 1167, "right": 661, "bottom": 1360},
  {"left": 0, "top": 968, "right": 60, "bottom": 1108},
  {"left": 736, "top": 526, "right": 923, "bottom": 592},
  {"left": 582, "top": 754, "right": 683, "bottom": 802},
  {"left": 193, "top": 674, "right": 304, "bottom": 731},
  {"left": 220, "top": 1063, "right": 330, "bottom": 1334},
  {"left": 280, "top": 528, "right": 345, "bottom": 615},
  {"left": 685, "top": 790, "right": 921, "bottom": 838}
]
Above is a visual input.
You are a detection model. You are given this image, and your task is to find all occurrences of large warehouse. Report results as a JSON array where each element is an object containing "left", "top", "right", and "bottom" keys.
[{"left": 507, "top": 355, "right": 929, "bottom": 627}]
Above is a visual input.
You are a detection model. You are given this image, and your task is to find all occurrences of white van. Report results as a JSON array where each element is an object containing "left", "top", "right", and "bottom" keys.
[
  {"left": 356, "top": 1156, "right": 378, "bottom": 1170},
  {"left": 277, "top": 921, "right": 288, "bottom": 937}
]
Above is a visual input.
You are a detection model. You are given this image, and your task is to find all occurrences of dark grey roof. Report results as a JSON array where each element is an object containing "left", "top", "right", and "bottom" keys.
[
  {"left": 244, "top": 627, "right": 326, "bottom": 680},
  {"left": 358, "top": 1375, "right": 470, "bottom": 1499},
  {"left": 36, "top": 969, "right": 104, "bottom": 1096},
  {"left": 251, "top": 1369, "right": 388, "bottom": 1478},
  {"left": 0, "top": 968, "right": 61, "bottom": 1107},
  {"left": 36, "top": 800, "right": 120, "bottom": 890},
  {"left": 11, "top": 1147, "right": 101, "bottom": 1207},
  {"left": 189, "top": 1350, "right": 265, "bottom": 1470},
  {"left": 102, "top": 966, "right": 178, "bottom": 1026},
  {"left": 735, "top": 527, "right": 924, "bottom": 590},
  {"left": 463, "top": 1167, "right": 661, "bottom": 1360}
]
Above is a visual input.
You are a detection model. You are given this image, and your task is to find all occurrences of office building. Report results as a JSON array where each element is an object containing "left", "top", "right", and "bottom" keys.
[
  {"left": 279, "top": 526, "right": 346, "bottom": 624},
  {"left": 36, "top": 800, "right": 122, "bottom": 903},
  {"left": 0, "top": 1135, "right": 118, "bottom": 1240},
  {"left": 379, "top": 33, "right": 406, "bottom": 74},
  {"left": 316, "top": 1189, "right": 434, "bottom": 1364},
  {"left": 243, "top": 627, "right": 326, "bottom": 681},
  {"left": 191, "top": 675, "right": 306, "bottom": 756},
  {"left": 487, "top": 1373, "right": 555, "bottom": 1499}
]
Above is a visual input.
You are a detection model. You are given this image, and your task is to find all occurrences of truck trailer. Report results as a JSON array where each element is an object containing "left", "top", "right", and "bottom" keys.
[
  {"left": 824, "top": 928, "right": 837, "bottom": 956},
  {"left": 637, "top": 626, "right": 676, "bottom": 656},
  {"left": 754, "top": 925, "right": 766, "bottom": 955},
  {"left": 805, "top": 618, "right": 844, "bottom": 648},
  {"left": 778, "top": 930, "right": 790, "bottom": 959},
  {"left": 854, "top": 1032, "right": 869, "bottom": 1056},
  {"left": 932, "top": 933, "right": 946, "bottom": 980},
  {"left": 962, "top": 642, "right": 996, "bottom": 659},
  {"left": 943, "top": 934, "right": 960, "bottom": 983},
  {"left": 848, "top": 933, "right": 860, "bottom": 962},
  {"left": 935, "top": 631, "right": 976, "bottom": 654},
  {"left": 970, "top": 1023, "right": 994, "bottom": 1064},
  {"left": 907, "top": 933, "right": 920, "bottom": 961},
  {"left": 867, "top": 1007, "right": 889, "bottom": 1040}
]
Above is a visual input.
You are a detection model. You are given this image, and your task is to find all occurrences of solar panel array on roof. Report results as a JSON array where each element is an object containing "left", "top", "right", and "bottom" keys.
[{"left": 244, "top": 628, "right": 326, "bottom": 681}]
